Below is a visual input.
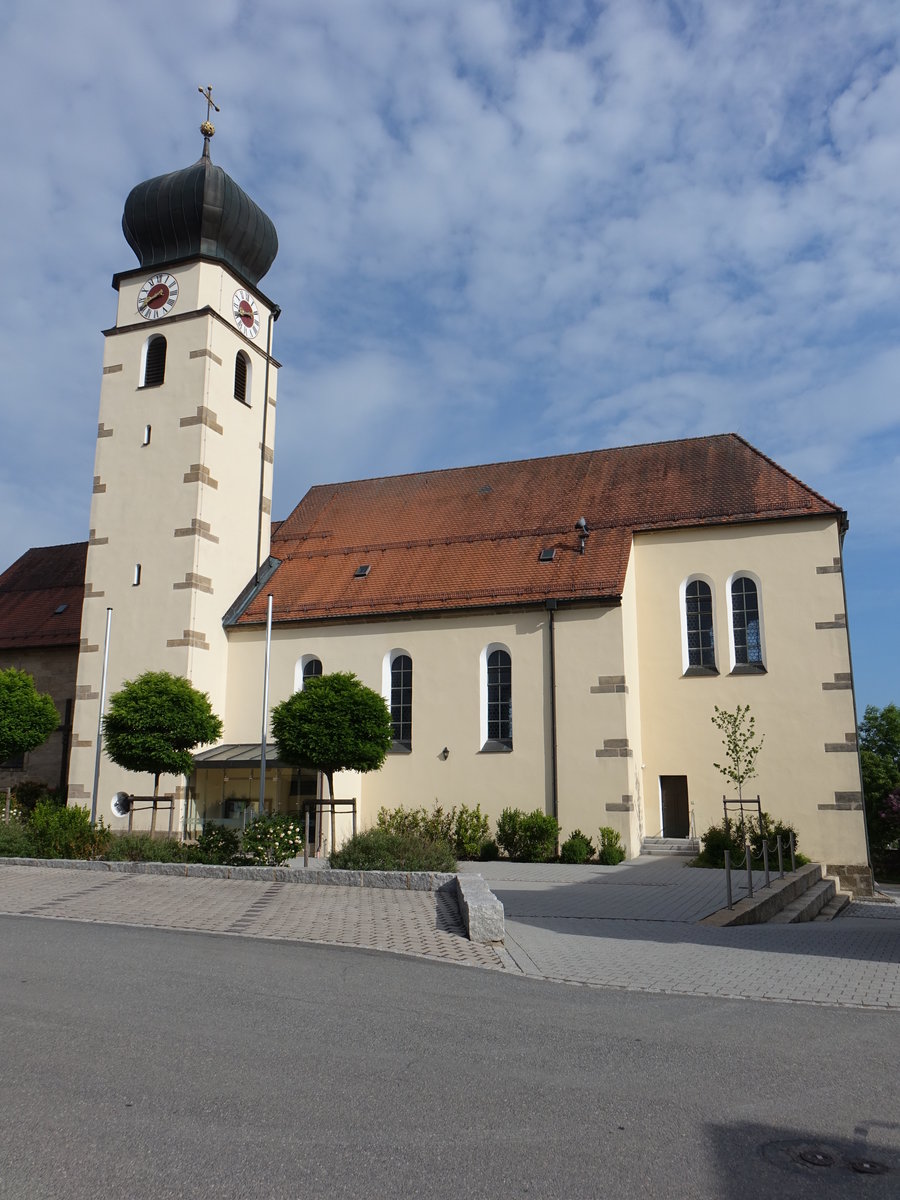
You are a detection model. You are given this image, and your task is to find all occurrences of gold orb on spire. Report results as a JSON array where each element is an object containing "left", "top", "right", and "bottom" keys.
[{"left": 200, "top": 119, "right": 216, "bottom": 138}]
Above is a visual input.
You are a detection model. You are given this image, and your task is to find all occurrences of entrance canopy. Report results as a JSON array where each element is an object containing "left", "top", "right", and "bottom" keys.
[{"left": 192, "top": 743, "right": 291, "bottom": 769}]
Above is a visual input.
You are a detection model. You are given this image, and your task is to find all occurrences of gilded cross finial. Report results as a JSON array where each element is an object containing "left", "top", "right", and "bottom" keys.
[{"left": 198, "top": 83, "right": 220, "bottom": 141}]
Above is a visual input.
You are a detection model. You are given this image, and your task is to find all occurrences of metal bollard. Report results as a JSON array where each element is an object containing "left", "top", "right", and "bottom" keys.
[
  {"left": 724, "top": 849, "right": 733, "bottom": 909},
  {"left": 763, "top": 839, "right": 770, "bottom": 888},
  {"left": 777, "top": 834, "right": 784, "bottom": 879},
  {"left": 746, "top": 841, "right": 753, "bottom": 899},
  {"left": 789, "top": 831, "right": 796, "bottom": 873},
  {"left": 304, "top": 809, "right": 310, "bottom": 869}
]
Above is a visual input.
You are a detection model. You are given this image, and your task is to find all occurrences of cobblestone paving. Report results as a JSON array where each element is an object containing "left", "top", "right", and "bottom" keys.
[
  {"left": 462, "top": 858, "right": 900, "bottom": 1009},
  {"left": 461, "top": 855, "right": 766, "bottom": 923},
  {"left": 0, "top": 865, "right": 504, "bottom": 970}
]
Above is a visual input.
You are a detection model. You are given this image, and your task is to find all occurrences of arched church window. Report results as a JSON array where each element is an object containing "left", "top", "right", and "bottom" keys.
[
  {"left": 302, "top": 657, "right": 323, "bottom": 688},
  {"left": 684, "top": 578, "right": 717, "bottom": 672},
  {"left": 234, "top": 351, "right": 250, "bottom": 404},
  {"left": 483, "top": 647, "right": 512, "bottom": 750},
  {"left": 390, "top": 653, "right": 413, "bottom": 750},
  {"left": 141, "top": 336, "right": 167, "bottom": 388}
]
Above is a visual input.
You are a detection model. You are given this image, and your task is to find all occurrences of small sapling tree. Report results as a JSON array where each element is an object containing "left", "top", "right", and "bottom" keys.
[
  {"left": 271, "top": 672, "right": 393, "bottom": 839},
  {"left": 0, "top": 667, "right": 59, "bottom": 767},
  {"left": 711, "top": 703, "right": 765, "bottom": 803},
  {"left": 102, "top": 671, "right": 222, "bottom": 833}
]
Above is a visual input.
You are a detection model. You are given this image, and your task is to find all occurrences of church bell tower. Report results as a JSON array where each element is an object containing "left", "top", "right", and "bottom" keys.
[{"left": 68, "top": 96, "right": 280, "bottom": 821}]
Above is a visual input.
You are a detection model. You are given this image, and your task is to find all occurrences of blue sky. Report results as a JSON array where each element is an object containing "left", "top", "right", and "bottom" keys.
[{"left": 1, "top": 0, "right": 897, "bottom": 712}]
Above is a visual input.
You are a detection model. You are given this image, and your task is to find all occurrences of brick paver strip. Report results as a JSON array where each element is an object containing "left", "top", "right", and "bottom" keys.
[{"left": 0, "top": 865, "right": 504, "bottom": 970}]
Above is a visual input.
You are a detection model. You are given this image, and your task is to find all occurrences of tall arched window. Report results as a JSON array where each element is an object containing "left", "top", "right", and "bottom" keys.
[
  {"left": 234, "top": 350, "right": 250, "bottom": 404},
  {"left": 684, "top": 579, "right": 716, "bottom": 671},
  {"left": 302, "top": 657, "right": 323, "bottom": 688},
  {"left": 731, "top": 576, "right": 765, "bottom": 669},
  {"left": 141, "top": 335, "right": 166, "bottom": 388},
  {"left": 486, "top": 648, "right": 512, "bottom": 748},
  {"left": 390, "top": 653, "right": 412, "bottom": 749}
]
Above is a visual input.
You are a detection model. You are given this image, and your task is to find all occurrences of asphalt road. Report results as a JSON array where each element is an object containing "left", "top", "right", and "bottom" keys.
[{"left": 2, "top": 915, "right": 898, "bottom": 1199}]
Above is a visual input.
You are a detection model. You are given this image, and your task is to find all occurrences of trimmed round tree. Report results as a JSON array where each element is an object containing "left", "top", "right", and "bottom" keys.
[
  {"left": 271, "top": 671, "right": 393, "bottom": 809},
  {"left": 0, "top": 667, "right": 60, "bottom": 767},
  {"left": 102, "top": 671, "right": 222, "bottom": 832}
]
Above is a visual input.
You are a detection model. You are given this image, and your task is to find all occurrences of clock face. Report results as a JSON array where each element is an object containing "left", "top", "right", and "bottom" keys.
[
  {"left": 137, "top": 273, "right": 179, "bottom": 319},
  {"left": 233, "top": 289, "right": 261, "bottom": 339}
]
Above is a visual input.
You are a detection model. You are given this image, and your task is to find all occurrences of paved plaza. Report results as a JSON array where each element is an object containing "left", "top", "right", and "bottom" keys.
[{"left": 2, "top": 856, "right": 899, "bottom": 1009}]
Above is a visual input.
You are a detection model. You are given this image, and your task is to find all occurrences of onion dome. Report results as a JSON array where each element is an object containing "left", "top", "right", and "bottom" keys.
[{"left": 122, "top": 140, "right": 278, "bottom": 286}]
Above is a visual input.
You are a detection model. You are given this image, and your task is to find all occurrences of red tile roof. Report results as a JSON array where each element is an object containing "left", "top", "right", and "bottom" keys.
[
  {"left": 0, "top": 542, "right": 87, "bottom": 649},
  {"left": 237, "top": 434, "right": 840, "bottom": 626}
]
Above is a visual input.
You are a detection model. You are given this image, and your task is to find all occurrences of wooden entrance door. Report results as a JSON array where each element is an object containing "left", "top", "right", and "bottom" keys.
[{"left": 660, "top": 775, "right": 690, "bottom": 838}]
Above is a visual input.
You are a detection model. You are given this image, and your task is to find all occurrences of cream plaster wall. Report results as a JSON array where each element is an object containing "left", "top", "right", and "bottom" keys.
[
  {"left": 69, "top": 261, "right": 278, "bottom": 827},
  {"left": 223, "top": 601, "right": 635, "bottom": 849},
  {"left": 631, "top": 518, "right": 867, "bottom": 866}
]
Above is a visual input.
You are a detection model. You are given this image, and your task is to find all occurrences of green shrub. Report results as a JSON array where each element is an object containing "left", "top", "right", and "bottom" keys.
[
  {"left": 0, "top": 820, "right": 37, "bottom": 857},
  {"left": 28, "top": 801, "right": 111, "bottom": 860},
  {"left": 517, "top": 811, "right": 560, "bottom": 861},
  {"left": 597, "top": 826, "right": 626, "bottom": 865},
  {"left": 241, "top": 814, "right": 304, "bottom": 866},
  {"left": 479, "top": 838, "right": 500, "bottom": 861},
  {"left": 694, "top": 813, "right": 804, "bottom": 869},
  {"left": 330, "top": 827, "right": 456, "bottom": 872},
  {"left": 453, "top": 804, "right": 491, "bottom": 859},
  {"left": 496, "top": 808, "right": 559, "bottom": 861},
  {"left": 105, "top": 834, "right": 187, "bottom": 863},
  {"left": 10, "top": 780, "right": 63, "bottom": 816},
  {"left": 496, "top": 807, "right": 522, "bottom": 858},
  {"left": 560, "top": 830, "right": 594, "bottom": 864},
  {"left": 376, "top": 803, "right": 488, "bottom": 857},
  {"left": 184, "top": 823, "right": 243, "bottom": 865},
  {"left": 695, "top": 818, "right": 739, "bottom": 867}
]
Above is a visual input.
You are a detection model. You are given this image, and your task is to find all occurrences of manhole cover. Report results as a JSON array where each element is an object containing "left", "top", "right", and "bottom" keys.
[
  {"left": 850, "top": 1159, "right": 889, "bottom": 1175},
  {"left": 761, "top": 1139, "right": 895, "bottom": 1179},
  {"left": 798, "top": 1149, "right": 834, "bottom": 1167}
]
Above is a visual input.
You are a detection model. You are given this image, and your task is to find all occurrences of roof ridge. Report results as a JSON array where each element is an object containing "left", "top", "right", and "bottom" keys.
[{"left": 297, "top": 432, "right": 739, "bottom": 495}]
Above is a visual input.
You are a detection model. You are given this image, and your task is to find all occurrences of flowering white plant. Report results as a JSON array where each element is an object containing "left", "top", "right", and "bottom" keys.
[{"left": 241, "top": 815, "right": 305, "bottom": 865}]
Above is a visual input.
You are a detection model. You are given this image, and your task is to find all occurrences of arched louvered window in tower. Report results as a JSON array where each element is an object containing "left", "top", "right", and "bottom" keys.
[
  {"left": 142, "top": 335, "right": 166, "bottom": 388},
  {"left": 234, "top": 351, "right": 249, "bottom": 403}
]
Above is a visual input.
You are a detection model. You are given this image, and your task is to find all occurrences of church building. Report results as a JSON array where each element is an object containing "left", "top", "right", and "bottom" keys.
[{"left": 0, "top": 120, "right": 871, "bottom": 892}]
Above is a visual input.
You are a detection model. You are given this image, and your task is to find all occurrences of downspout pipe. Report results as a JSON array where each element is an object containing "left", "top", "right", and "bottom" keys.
[
  {"left": 546, "top": 600, "right": 559, "bottom": 827},
  {"left": 256, "top": 304, "right": 281, "bottom": 584}
]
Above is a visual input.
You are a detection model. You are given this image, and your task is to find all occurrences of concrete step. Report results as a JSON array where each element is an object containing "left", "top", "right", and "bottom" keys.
[
  {"left": 768, "top": 877, "right": 836, "bottom": 924},
  {"left": 640, "top": 836, "right": 700, "bottom": 857},
  {"left": 814, "top": 891, "right": 851, "bottom": 921}
]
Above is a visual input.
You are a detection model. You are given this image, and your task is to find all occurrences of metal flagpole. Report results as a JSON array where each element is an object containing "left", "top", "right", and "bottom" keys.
[
  {"left": 90, "top": 607, "right": 113, "bottom": 826},
  {"left": 258, "top": 594, "right": 273, "bottom": 818}
]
